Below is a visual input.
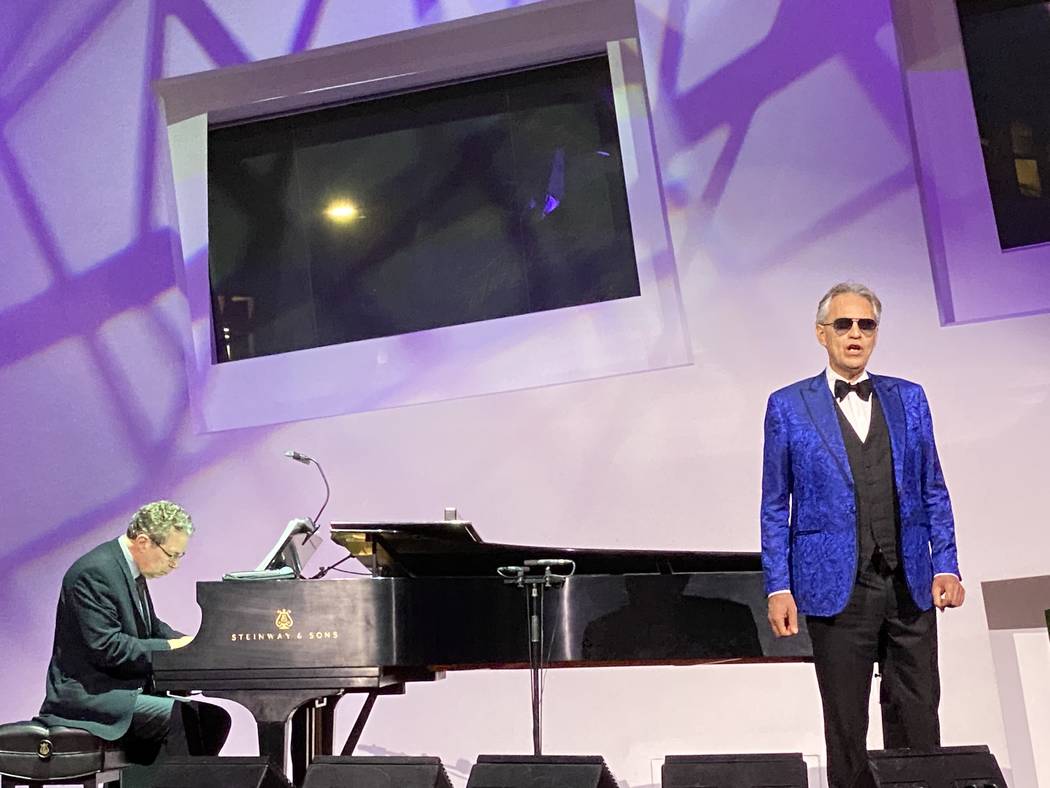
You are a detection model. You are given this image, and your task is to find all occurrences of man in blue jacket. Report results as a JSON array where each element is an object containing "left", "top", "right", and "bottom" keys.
[
  {"left": 760, "top": 283, "right": 964, "bottom": 788},
  {"left": 38, "top": 500, "right": 229, "bottom": 760}
]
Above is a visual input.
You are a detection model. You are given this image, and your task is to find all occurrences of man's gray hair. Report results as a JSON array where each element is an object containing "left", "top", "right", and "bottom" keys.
[
  {"left": 816, "top": 282, "right": 882, "bottom": 324},
  {"left": 126, "top": 500, "right": 194, "bottom": 542}
]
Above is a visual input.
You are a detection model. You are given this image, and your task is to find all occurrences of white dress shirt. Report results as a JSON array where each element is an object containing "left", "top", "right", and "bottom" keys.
[{"left": 827, "top": 367, "right": 871, "bottom": 442}]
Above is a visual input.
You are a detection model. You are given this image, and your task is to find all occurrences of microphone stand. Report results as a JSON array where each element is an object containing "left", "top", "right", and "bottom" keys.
[
  {"left": 303, "top": 459, "right": 330, "bottom": 544},
  {"left": 497, "top": 560, "right": 574, "bottom": 756},
  {"left": 284, "top": 450, "right": 330, "bottom": 548}
]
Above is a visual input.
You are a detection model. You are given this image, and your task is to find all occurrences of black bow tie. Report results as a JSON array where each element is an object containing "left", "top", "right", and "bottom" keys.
[{"left": 834, "top": 378, "right": 873, "bottom": 401}]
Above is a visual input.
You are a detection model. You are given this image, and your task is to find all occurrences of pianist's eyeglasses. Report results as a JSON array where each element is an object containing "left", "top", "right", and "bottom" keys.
[{"left": 150, "top": 538, "right": 185, "bottom": 563}]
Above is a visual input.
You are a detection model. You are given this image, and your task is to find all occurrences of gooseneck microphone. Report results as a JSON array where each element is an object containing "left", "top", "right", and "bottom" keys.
[{"left": 284, "top": 450, "right": 330, "bottom": 541}]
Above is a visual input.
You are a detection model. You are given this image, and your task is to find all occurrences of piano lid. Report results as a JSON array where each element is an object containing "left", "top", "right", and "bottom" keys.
[{"left": 330, "top": 521, "right": 761, "bottom": 578}]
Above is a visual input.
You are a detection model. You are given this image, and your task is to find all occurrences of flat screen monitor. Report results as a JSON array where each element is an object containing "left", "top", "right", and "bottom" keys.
[
  {"left": 208, "top": 54, "right": 640, "bottom": 362},
  {"left": 957, "top": 0, "right": 1050, "bottom": 249}
]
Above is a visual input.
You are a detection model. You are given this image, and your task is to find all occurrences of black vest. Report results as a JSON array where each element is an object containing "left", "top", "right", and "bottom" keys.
[{"left": 834, "top": 395, "right": 900, "bottom": 569}]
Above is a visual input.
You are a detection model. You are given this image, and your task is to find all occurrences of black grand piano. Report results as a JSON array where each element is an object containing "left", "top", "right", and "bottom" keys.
[{"left": 154, "top": 521, "right": 811, "bottom": 785}]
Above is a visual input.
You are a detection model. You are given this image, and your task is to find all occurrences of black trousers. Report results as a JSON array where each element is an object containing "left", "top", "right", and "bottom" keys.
[
  {"left": 806, "top": 558, "right": 940, "bottom": 788},
  {"left": 124, "top": 699, "right": 232, "bottom": 763},
  {"left": 170, "top": 700, "right": 232, "bottom": 756}
]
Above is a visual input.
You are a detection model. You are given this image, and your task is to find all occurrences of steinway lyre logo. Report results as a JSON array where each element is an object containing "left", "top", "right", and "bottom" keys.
[{"left": 275, "top": 609, "right": 293, "bottom": 631}]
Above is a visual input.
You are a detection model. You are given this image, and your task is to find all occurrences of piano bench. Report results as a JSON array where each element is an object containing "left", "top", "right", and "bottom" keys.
[{"left": 0, "top": 721, "right": 128, "bottom": 787}]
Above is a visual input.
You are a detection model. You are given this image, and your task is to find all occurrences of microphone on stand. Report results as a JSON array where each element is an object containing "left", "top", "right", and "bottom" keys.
[{"left": 284, "top": 450, "right": 330, "bottom": 541}]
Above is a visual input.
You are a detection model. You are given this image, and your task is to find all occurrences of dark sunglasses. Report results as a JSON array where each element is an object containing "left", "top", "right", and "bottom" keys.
[{"left": 820, "top": 317, "right": 878, "bottom": 335}]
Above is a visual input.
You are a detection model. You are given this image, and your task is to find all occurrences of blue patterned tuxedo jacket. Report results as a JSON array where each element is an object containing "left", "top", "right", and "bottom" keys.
[{"left": 760, "top": 372, "right": 961, "bottom": 617}]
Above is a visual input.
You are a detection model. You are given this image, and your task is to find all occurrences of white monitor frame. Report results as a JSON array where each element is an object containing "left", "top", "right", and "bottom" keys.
[
  {"left": 154, "top": 0, "right": 690, "bottom": 432},
  {"left": 892, "top": 0, "right": 1050, "bottom": 325}
]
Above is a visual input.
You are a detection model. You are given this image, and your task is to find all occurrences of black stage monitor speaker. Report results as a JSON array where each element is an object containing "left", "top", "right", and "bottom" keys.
[
  {"left": 869, "top": 745, "right": 1006, "bottom": 788},
  {"left": 302, "top": 756, "right": 453, "bottom": 788},
  {"left": 662, "top": 752, "right": 808, "bottom": 787},
  {"left": 149, "top": 756, "right": 292, "bottom": 788},
  {"left": 466, "top": 755, "right": 618, "bottom": 788}
]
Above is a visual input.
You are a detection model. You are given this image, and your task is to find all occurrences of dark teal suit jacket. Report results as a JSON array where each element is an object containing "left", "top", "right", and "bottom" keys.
[
  {"left": 760, "top": 373, "right": 961, "bottom": 616},
  {"left": 38, "top": 539, "right": 181, "bottom": 740}
]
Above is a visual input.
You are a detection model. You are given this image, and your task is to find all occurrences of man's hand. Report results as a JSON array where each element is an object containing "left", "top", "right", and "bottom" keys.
[
  {"left": 167, "top": 635, "right": 193, "bottom": 650},
  {"left": 767, "top": 593, "right": 799, "bottom": 637},
  {"left": 932, "top": 575, "right": 965, "bottom": 610}
]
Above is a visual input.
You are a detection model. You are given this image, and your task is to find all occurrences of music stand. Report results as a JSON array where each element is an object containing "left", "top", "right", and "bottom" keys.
[{"left": 225, "top": 518, "right": 324, "bottom": 581}]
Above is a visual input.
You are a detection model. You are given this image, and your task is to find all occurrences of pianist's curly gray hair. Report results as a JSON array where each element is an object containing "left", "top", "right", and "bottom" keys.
[
  {"left": 815, "top": 282, "right": 882, "bottom": 325},
  {"left": 126, "top": 500, "right": 194, "bottom": 543}
]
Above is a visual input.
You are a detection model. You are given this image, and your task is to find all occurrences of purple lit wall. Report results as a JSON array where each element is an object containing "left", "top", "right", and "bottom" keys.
[{"left": 2, "top": 1, "right": 1049, "bottom": 786}]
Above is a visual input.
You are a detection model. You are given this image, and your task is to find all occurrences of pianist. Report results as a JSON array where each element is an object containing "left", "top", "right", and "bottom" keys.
[{"left": 37, "top": 500, "right": 230, "bottom": 761}]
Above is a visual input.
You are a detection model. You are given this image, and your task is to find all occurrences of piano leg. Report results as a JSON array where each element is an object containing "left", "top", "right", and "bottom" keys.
[
  {"left": 290, "top": 695, "right": 341, "bottom": 786},
  {"left": 257, "top": 718, "right": 289, "bottom": 770},
  {"left": 216, "top": 689, "right": 333, "bottom": 785}
]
